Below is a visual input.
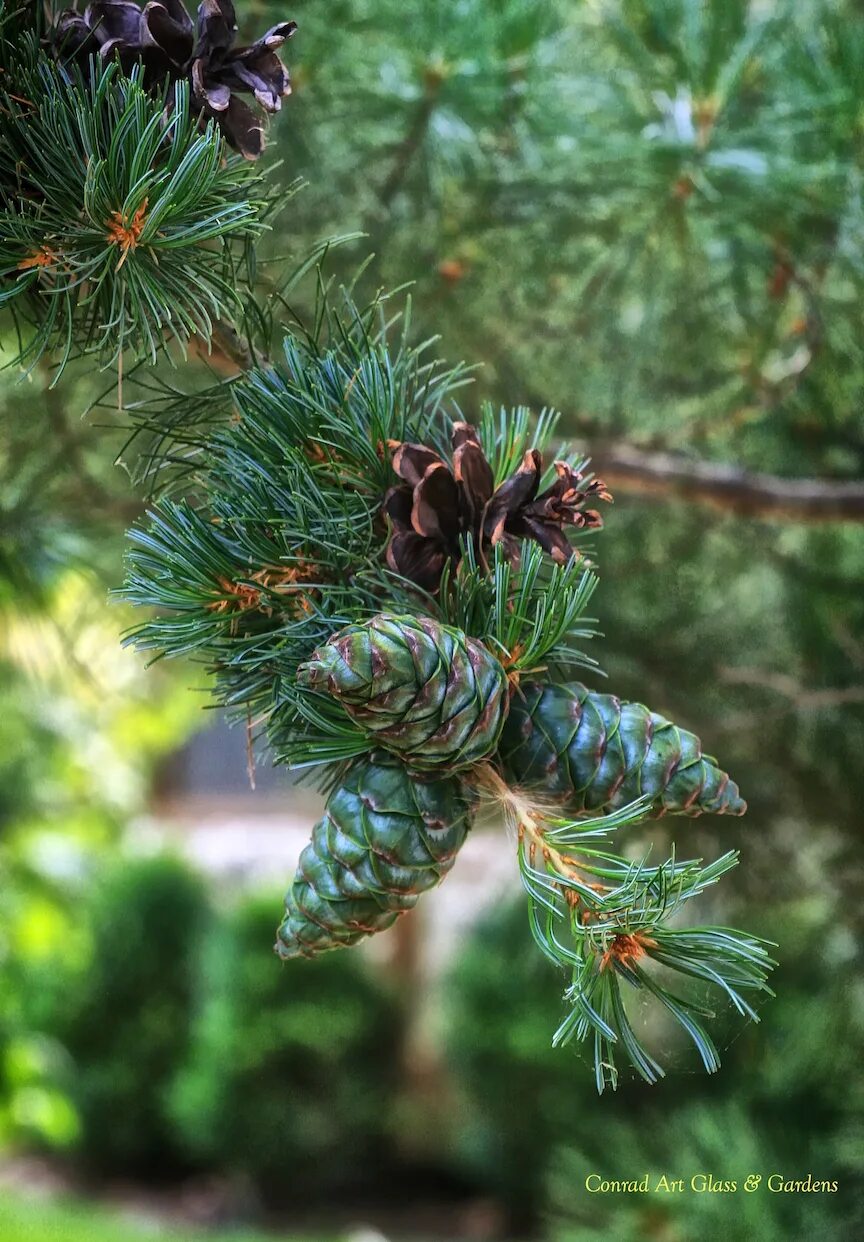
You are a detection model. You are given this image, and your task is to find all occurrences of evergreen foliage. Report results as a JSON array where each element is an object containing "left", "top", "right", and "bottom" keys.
[
  {"left": 0, "top": 4, "right": 275, "bottom": 375},
  {"left": 124, "top": 287, "right": 773, "bottom": 1088},
  {"left": 123, "top": 292, "right": 472, "bottom": 736},
  {"left": 446, "top": 892, "right": 859, "bottom": 1237},
  {"left": 502, "top": 787, "right": 771, "bottom": 1091}
]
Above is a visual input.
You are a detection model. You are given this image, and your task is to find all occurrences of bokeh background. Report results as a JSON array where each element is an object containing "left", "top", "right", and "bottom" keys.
[{"left": 2, "top": 1, "right": 863, "bottom": 1240}]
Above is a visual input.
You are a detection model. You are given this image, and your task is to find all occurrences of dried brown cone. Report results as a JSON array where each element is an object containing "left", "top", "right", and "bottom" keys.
[
  {"left": 50, "top": 1, "right": 296, "bottom": 159},
  {"left": 384, "top": 422, "right": 612, "bottom": 591}
]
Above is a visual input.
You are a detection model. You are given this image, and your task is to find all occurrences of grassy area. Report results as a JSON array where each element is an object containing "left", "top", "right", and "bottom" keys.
[{"left": 0, "top": 1192, "right": 333, "bottom": 1242}]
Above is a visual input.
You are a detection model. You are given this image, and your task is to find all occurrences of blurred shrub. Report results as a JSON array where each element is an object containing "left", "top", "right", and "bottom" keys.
[
  {"left": 545, "top": 1100, "right": 853, "bottom": 1242},
  {"left": 445, "top": 897, "right": 611, "bottom": 1225},
  {"left": 169, "top": 891, "right": 401, "bottom": 1206},
  {"left": 38, "top": 854, "right": 210, "bottom": 1178},
  {"left": 0, "top": 576, "right": 210, "bottom": 1162},
  {"left": 0, "top": 1032, "right": 80, "bottom": 1151},
  {"left": 445, "top": 892, "right": 864, "bottom": 1234}
]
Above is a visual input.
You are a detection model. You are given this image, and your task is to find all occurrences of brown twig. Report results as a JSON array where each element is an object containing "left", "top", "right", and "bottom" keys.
[
  {"left": 582, "top": 442, "right": 864, "bottom": 522},
  {"left": 378, "top": 69, "right": 444, "bottom": 208},
  {"left": 470, "top": 764, "right": 608, "bottom": 904},
  {"left": 718, "top": 665, "right": 864, "bottom": 711}
]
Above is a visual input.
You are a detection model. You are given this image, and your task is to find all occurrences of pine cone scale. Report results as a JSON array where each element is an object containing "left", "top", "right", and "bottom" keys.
[
  {"left": 565, "top": 689, "right": 612, "bottom": 798},
  {"left": 499, "top": 682, "right": 746, "bottom": 817},
  {"left": 277, "top": 757, "right": 472, "bottom": 960},
  {"left": 299, "top": 614, "right": 508, "bottom": 771}
]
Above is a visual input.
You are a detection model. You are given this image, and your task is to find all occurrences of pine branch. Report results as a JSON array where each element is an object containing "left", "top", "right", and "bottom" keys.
[
  {"left": 473, "top": 767, "right": 775, "bottom": 1092},
  {"left": 122, "top": 294, "right": 613, "bottom": 785},
  {"left": 121, "top": 292, "right": 480, "bottom": 735},
  {"left": 118, "top": 279, "right": 772, "bottom": 1090},
  {"left": 0, "top": 29, "right": 272, "bottom": 376}
]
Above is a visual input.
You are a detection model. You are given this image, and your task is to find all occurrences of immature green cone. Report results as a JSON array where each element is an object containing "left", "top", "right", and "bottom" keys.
[
  {"left": 499, "top": 682, "right": 746, "bottom": 817},
  {"left": 299, "top": 613, "right": 508, "bottom": 771},
  {"left": 276, "top": 754, "right": 473, "bottom": 959}
]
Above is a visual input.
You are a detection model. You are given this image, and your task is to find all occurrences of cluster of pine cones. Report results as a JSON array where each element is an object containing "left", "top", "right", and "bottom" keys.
[{"left": 277, "top": 612, "right": 746, "bottom": 960}]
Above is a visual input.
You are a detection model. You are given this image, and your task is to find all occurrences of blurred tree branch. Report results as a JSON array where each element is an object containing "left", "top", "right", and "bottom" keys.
[
  {"left": 378, "top": 89, "right": 439, "bottom": 208},
  {"left": 718, "top": 665, "right": 864, "bottom": 711},
  {"left": 582, "top": 441, "right": 864, "bottom": 521}
]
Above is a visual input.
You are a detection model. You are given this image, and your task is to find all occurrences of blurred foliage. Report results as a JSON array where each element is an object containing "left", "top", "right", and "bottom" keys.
[
  {"left": 272, "top": 0, "right": 864, "bottom": 478},
  {"left": 0, "top": 572, "right": 203, "bottom": 823},
  {"left": 33, "top": 855, "right": 211, "bottom": 1178},
  {"left": 445, "top": 890, "right": 863, "bottom": 1236},
  {"left": 0, "top": 363, "right": 130, "bottom": 604},
  {"left": 170, "top": 891, "right": 401, "bottom": 1205},
  {"left": 0, "top": 568, "right": 204, "bottom": 1156},
  {"left": 0, "top": 1191, "right": 333, "bottom": 1242},
  {"left": 3, "top": 854, "right": 406, "bottom": 1201},
  {"left": 546, "top": 1102, "right": 850, "bottom": 1242},
  {"left": 597, "top": 497, "right": 864, "bottom": 846}
]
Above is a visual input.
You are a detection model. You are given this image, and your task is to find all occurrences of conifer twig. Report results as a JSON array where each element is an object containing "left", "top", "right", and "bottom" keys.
[{"left": 470, "top": 764, "right": 775, "bottom": 1092}]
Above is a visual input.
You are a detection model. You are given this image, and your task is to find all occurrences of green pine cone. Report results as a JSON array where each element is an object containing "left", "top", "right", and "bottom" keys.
[
  {"left": 499, "top": 681, "right": 746, "bottom": 818},
  {"left": 299, "top": 613, "right": 508, "bottom": 771},
  {"left": 276, "top": 754, "right": 473, "bottom": 959}
]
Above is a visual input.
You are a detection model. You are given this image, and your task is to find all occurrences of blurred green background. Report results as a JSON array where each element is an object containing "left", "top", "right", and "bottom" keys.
[{"left": 1, "top": 1, "right": 863, "bottom": 1239}]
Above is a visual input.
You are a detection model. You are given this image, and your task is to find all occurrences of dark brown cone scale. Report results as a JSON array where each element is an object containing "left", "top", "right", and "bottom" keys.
[
  {"left": 50, "top": 0, "right": 296, "bottom": 158},
  {"left": 384, "top": 422, "right": 611, "bottom": 591}
]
